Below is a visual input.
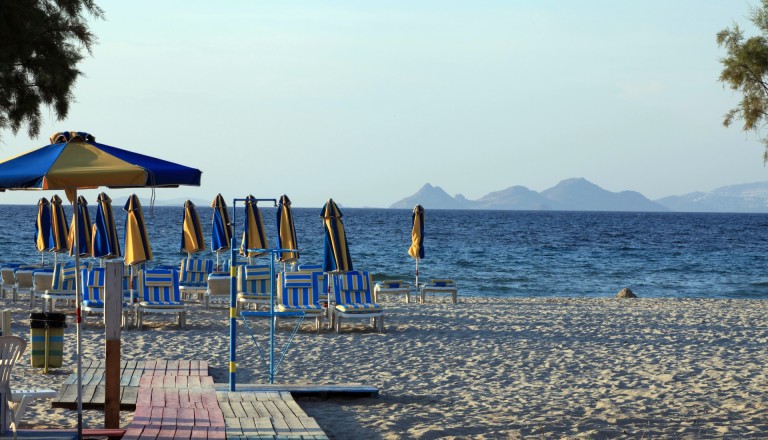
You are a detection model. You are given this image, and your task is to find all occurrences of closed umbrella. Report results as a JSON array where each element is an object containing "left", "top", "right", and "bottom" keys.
[
  {"left": 181, "top": 200, "right": 205, "bottom": 257},
  {"left": 0, "top": 131, "right": 201, "bottom": 437},
  {"left": 321, "top": 198, "right": 353, "bottom": 273},
  {"left": 124, "top": 194, "right": 152, "bottom": 266},
  {"left": 408, "top": 204, "right": 425, "bottom": 289},
  {"left": 69, "top": 195, "right": 92, "bottom": 257},
  {"left": 211, "top": 194, "right": 232, "bottom": 270},
  {"left": 92, "top": 192, "right": 121, "bottom": 261},
  {"left": 35, "top": 197, "right": 51, "bottom": 266},
  {"left": 49, "top": 194, "right": 69, "bottom": 265},
  {"left": 240, "top": 195, "right": 268, "bottom": 262},
  {"left": 277, "top": 194, "right": 299, "bottom": 266}
]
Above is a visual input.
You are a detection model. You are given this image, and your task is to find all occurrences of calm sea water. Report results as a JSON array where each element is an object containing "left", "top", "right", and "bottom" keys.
[{"left": 2, "top": 204, "right": 767, "bottom": 299}]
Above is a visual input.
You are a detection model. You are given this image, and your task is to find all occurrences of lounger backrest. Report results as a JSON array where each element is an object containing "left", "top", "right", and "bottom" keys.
[
  {"left": 51, "top": 263, "right": 77, "bottom": 291},
  {"left": 179, "top": 258, "right": 213, "bottom": 285},
  {"left": 379, "top": 280, "right": 405, "bottom": 288},
  {"left": 429, "top": 279, "right": 456, "bottom": 287},
  {"left": 238, "top": 265, "right": 271, "bottom": 294},
  {"left": 142, "top": 269, "right": 181, "bottom": 303},
  {"left": 334, "top": 271, "right": 373, "bottom": 305},
  {"left": 82, "top": 268, "right": 105, "bottom": 303},
  {"left": 278, "top": 271, "right": 321, "bottom": 307},
  {"left": 296, "top": 264, "right": 323, "bottom": 271},
  {"left": 207, "top": 274, "right": 231, "bottom": 295},
  {"left": 0, "top": 266, "right": 19, "bottom": 285}
]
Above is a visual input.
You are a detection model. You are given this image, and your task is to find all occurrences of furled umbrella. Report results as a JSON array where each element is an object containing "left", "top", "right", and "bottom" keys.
[
  {"left": 49, "top": 194, "right": 69, "bottom": 265},
  {"left": 211, "top": 194, "right": 232, "bottom": 270},
  {"left": 92, "top": 192, "right": 121, "bottom": 261},
  {"left": 34, "top": 197, "right": 51, "bottom": 267},
  {"left": 181, "top": 200, "right": 206, "bottom": 258},
  {"left": 321, "top": 198, "right": 353, "bottom": 273},
  {"left": 408, "top": 204, "right": 425, "bottom": 290},
  {"left": 69, "top": 195, "right": 93, "bottom": 257},
  {"left": 240, "top": 195, "right": 268, "bottom": 263},
  {"left": 124, "top": 194, "right": 153, "bottom": 267},
  {"left": 276, "top": 194, "right": 299, "bottom": 267},
  {"left": 0, "top": 131, "right": 201, "bottom": 437}
]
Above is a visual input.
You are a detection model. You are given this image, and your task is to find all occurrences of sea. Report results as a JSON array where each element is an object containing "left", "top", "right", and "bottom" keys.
[{"left": 2, "top": 204, "right": 768, "bottom": 299}]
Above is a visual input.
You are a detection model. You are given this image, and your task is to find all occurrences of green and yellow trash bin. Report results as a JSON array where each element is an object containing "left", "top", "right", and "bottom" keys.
[{"left": 30, "top": 312, "right": 66, "bottom": 372}]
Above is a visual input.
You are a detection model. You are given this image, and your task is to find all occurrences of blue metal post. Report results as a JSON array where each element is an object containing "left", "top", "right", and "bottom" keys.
[{"left": 229, "top": 201, "right": 238, "bottom": 391}]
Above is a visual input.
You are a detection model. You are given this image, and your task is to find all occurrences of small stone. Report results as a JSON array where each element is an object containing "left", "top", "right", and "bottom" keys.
[{"left": 616, "top": 287, "right": 637, "bottom": 298}]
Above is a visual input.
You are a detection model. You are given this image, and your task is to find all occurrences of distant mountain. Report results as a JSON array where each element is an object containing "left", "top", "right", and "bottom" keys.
[
  {"left": 655, "top": 181, "right": 768, "bottom": 213},
  {"left": 541, "top": 178, "right": 667, "bottom": 212},
  {"left": 389, "top": 178, "right": 668, "bottom": 212},
  {"left": 474, "top": 186, "right": 556, "bottom": 210},
  {"left": 389, "top": 183, "right": 472, "bottom": 209}
]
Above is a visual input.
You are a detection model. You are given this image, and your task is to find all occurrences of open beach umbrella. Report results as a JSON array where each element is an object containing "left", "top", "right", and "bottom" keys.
[
  {"left": 240, "top": 195, "right": 268, "bottom": 262},
  {"left": 92, "top": 192, "right": 121, "bottom": 261},
  {"left": 408, "top": 204, "right": 425, "bottom": 289},
  {"left": 0, "top": 131, "right": 201, "bottom": 437},
  {"left": 49, "top": 194, "right": 70, "bottom": 264},
  {"left": 277, "top": 194, "right": 299, "bottom": 265},
  {"left": 321, "top": 198, "right": 353, "bottom": 273},
  {"left": 181, "top": 200, "right": 206, "bottom": 257},
  {"left": 69, "top": 195, "right": 93, "bottom": 257},
  {"left": 211, "top": 194, "right": 232, "bottom": 270},
  {"left": 35, "top": 197, "right": 51, "bottom": 266}
]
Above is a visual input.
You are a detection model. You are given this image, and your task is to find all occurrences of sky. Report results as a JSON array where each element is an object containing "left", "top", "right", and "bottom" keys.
[{"left": 1, "top": 0, "right": 765, "bottom": 207}]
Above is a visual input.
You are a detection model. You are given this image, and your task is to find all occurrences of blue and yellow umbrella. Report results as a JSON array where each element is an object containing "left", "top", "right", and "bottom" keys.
[
  {"left": 408, "top": 204, "right": 425, "bottom": 288},
  {"left": 321, "top": 198, "right": 353, "bottom": 273},
  {"left": 49, "top": 194, "right": 69, "bottom": 263},
  {"left": 240, "top": 195, "right": 268, "bottom": 261},
  {"left": 35, "top": 197, "right": 52, "bottom": 266},
  {"left": 181, "top": 200, "right": 206, "bottom": 256},
  {"left": 69, "top": 195, "right": 93, "bottom": 257},
  {"left": 0, "top": 131, "right": 201, "bottom": 437},
  {"left": 124, "top": 194, "right": 153, "bottom": 267},
  {"left": 91, "top": 192, "right": 121, "bottom": 260},
  {"left": 277, "top": 194, "right": 299, "bottom": 264},
  {"left": 211, "top": 194, "right": 232, "bottom": 270}
]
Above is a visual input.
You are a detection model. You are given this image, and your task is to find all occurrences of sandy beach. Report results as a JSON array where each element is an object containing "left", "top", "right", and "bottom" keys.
[{"left": 4, "top": 295, "right": 768, "bottom": 439}]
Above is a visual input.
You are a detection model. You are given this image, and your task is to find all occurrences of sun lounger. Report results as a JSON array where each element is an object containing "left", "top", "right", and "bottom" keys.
[
  {"left": 204, "top": 273, "right": 232, "bottom": 309},
  {"left": 373, "top": 279, "right": 413, "bottom": 303},
  {"left": 81, "top": 268, "right": 132, "bottom": 328},
  {"left": 136, "top": 268, "right": 186, "bottom": 330},
  {"left": 276, "top": 271, "right": 325, "bottom": 332},
  {"left": 332, "top": 271, "right": 384, "bottom": 333},
  {"left": 31, "top": 268, "right": 54, "bottom": 307},
  {"left": 420, "top": 279, "right": 458, "bottom": 304},
  {"left": 178, "top": 258, "right": 213, "bottom": 301},
  {"left": 42, "top": 263, "right": 77, "bottom": 312},
  {"left": 236, "top": 265, "right": 271, "bottom": 313},
  {"left": 13, "top": 266, "right": 37, "bottom": 303},
  {"left": 0, "top": 264, "right": 22, "bottom": 300}
]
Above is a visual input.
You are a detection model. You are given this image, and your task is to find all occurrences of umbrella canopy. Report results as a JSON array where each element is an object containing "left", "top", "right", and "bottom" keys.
[
  {"left": 0, "top": 131, "right": 201, "bottom": 437},
  {"left": 181, "top": 200, "right": 206, "bottom": 255},
  {"left": 408, "top": 204, "right": 425, "bottom": 288},
  {"left": 0, "top": 131, "right": 202, "bottom": 190},
  {"left": 321, "top": 198, "right": 353, "bottom": 273},
  {"left": 240, "top": 195, "right": 268, "bottom": 260},
  {"left": 211, "top": 194, "right": 232, "bottom": 268},
  {"left": 91, "top": 192, "right": 121, "bottom": 259},
  {"left": 35, "top": 197, "right": 51, "bottom": 266},
  {"left": 69, "top": 195, "right": 93, "bottom": 257},
  {"left": 124, "top": 194, "right": 153, "bottom": 266},
  {"left": 277, "top": 194, "right": 299, "bottom": 263},
  {"left": 49, "top": 194, "right": 69, "bottom": 254}
]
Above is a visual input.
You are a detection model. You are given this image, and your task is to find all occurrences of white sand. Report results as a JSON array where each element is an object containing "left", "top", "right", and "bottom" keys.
[{"left": 4, "top": 296, "right": 768, "bottom": 439}]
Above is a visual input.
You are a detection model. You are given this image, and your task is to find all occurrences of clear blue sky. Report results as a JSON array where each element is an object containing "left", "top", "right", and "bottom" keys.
[{"left": 0, "top": 1, "right": 764, "bottom": 207}]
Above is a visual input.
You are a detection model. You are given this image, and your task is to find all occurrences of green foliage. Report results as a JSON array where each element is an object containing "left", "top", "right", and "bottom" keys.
[{"left": 0, "top": 0, "right": 103, "bottom": 140}]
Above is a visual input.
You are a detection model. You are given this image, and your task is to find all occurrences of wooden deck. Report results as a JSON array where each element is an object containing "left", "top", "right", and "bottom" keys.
[
  {"left": 217, "top": 391, "right": 328, "bottom": 440},
  {"left": 51, "top": 359, "right": 210, "bottom": 410}
]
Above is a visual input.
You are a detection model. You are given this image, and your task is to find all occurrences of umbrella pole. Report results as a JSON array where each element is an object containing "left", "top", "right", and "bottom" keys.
[
  {"left": 415, "top": 258, "right": 419, "bottom": 302},
  {"left": 71, "top": 189, "right": 83, "bottom": 439}
]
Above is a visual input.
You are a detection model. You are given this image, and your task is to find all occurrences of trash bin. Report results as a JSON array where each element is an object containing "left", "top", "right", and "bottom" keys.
[{"left": 30, "top": 312, "right": 66, "bottom": 371}]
